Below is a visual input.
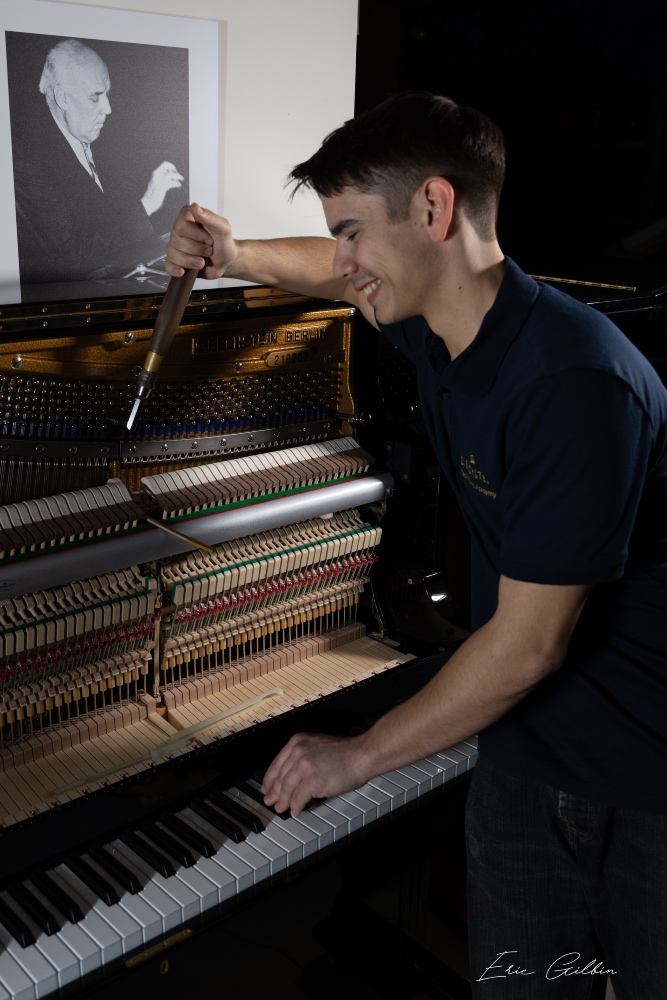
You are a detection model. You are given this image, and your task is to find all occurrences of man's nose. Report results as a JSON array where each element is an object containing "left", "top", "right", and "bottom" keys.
[
  {"left": 332, "top": 241, "right": 358, "bottom": 281},
  {"left": 100, "top": 94, "right": 111, "bottom": 115}
]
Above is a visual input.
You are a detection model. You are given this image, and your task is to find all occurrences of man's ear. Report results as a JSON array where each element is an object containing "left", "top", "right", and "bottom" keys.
[
  {"left": 53, "top": 85, "right": 68, "bottom": 112},
  {"left": 419, "top": 177, "right": 455, "bottom": 243}
]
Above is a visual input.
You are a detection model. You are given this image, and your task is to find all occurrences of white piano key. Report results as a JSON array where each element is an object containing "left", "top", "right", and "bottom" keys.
[
  {"left": 241, "top": 829, "right": 289, "bottom": 875},
  {"left": 177, "top": 811, "right": 254, "bottom": 893},
  {"left": 208, "top": 844, "right": 256, "bottom": 893},
  {"left": 0, "top": 919, "right": 57, "bottom": 1000},
  {"left": 40, "top": 878, "right": 101, "bottom": 978},
  {"left": 455, "top": 739, "right": 479, "bottom": 767},
  {"left": 68, "top": 856, "right": 144, "bottom": 956},
  {"left": 431, "top": 747, "right": 468, "bottom": 776},
  {"left": 106, "top": 841, "right": 184, "bottom": 934},
  {"left": 353, "top": 781, "right": 392, "bottom": 818},
  {"left": 220, "top": 838, "right": 273, "bottom": 884},
  {"left": 285, "top": 805, "right": 336, "bottom": 849},
  {"left": 165, "top": 859, "right": 224, "bottom": 916},
  {"left": 336, "top": 788, "right": 379, "bottom": 826},
  {"left": 394, "top": 762, "right": 435, "bottom": 796},
  {"left": 247, "top": 817, "right": 304, "bottom": 867},
  {"left": 20, "top": 882, "right": 82, "bottom": 989},
  {"left": 365, "top": 774, "right": 407, "bottom": 811},
  {"left": 50, "top": 865, "right": 123, "bottom": 965},
  {"left": 381, "top": 769, "right": 420, "bottom": 802},
  {"left": 109, "top": 841, "right": 200, "bottom": 925},
  {"left": 406, "top": 757, "right": 446, "bottom": 791},
  {"left": 115, "top": 888, "right": 165, "bottom": 946},
  {"left": 320, "top": 795, "right": 364, "bottom": 835},
  {"left": 0, "top": 925, "right": 35, "bottom": 1000},
  {"left": 422, "top": 754, "right": 457, "bottom": 781},
  {"left": 308, "top": 801, "right": 350, "bottom": 842},
  {"left": 190, "top": 856, "right": 238, "bottom": 904}
]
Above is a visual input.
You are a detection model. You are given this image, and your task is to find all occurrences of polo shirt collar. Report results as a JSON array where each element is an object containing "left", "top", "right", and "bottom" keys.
[{"left": 428, "top": 257, "right": 539, "bottom": 397}]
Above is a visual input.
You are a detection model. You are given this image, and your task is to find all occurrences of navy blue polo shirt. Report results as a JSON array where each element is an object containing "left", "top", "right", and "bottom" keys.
[{"left": 378, "top": 258, "right": 667, "bottom": 813}]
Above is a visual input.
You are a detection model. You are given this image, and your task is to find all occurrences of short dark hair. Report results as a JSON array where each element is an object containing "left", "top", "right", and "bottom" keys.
[{"left": 288, "top": 92, "right": 505, "bottom": 240}]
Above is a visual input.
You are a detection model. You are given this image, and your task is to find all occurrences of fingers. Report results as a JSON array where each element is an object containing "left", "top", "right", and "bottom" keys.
[
  {"left": 261, "top": 732, "right": 352, "bottom": 818},
  {"left": 165, "top": 203, "right": 214, "bottom": 276}
]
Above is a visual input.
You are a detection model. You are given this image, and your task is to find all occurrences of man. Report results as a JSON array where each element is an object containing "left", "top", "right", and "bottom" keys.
[
  {"left": 166, "top": 93, "right": 667, "bottom": 997},
  {"left": 12, "top": 38, "right": 183, "bottom": 289}
]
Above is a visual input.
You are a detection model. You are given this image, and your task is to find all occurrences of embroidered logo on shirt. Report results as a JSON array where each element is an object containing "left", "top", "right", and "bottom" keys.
[{"left": 460, "top": 454, "right": 497, "bottom": 499}]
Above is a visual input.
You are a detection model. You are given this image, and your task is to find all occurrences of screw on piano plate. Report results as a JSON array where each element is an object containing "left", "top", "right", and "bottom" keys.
[
  {"left": 86, "top": 303, "right": 91, "bottom": 309},
  {"left": 124, "top": 332, "right": 134, "bottom": 344},
  {"left": 191, "top": 441, "right": 198, "bottom": 449},
  {"left": 35, "top": 445, "right": 44, "bottom": 453},
  {"left": 220, "top": 438, "right": 227, "bottom": 446},
  {"left": 161, "top": 443, "right": 169, "bottom": 451},
  {"left": 129, "top": 445, "right": 137, "bottom": 453},
  {"left": 42, "top": 307, "right": 48, "bottom": 314},
  {"left": 0, "top": 444, "right": 8, "bottom": 452},
  {"left": 323, "top": 354, "right": 332, "bottom": 363},
  {"left": 235, "top": 362, "right": 243, "bottom": 372},
  {"left": 100, "top": 446, "right": 109, "bottom": 454},
  {"left": 69, "top": 446, "right": 78, "bottom": 454},
  {"left": 10, "top": 356, "right": 22, "bottom": 368},
  {"left": 247, "top": 434, "right": 254, "bottom": 443}
]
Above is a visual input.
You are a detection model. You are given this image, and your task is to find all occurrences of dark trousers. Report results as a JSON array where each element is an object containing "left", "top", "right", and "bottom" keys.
[{"left": 465, "top": 755, "right": 667, "bottom": 999}]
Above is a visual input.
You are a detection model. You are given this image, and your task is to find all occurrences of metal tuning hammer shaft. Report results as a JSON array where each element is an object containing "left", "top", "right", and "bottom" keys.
[{"left": 126, "top": 268, "right": 199, "bottom": 430}]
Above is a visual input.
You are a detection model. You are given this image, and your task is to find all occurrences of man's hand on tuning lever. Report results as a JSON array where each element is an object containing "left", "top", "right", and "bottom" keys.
[
  {"left": 166, "top": 202, "right": 238, "bottom": 280},
  {"left": 261, "top": 731, "right": 372, "bottom": 817}
]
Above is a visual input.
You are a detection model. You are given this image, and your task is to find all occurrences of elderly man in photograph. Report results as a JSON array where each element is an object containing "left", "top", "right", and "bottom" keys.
[{"left": 11, "top": 37, "right": 183, "bottom": 290}]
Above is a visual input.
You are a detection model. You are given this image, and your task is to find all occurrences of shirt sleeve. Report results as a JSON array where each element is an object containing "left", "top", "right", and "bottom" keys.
[{"left": 499, "top": 368, "right": 652, "bottom": 585}]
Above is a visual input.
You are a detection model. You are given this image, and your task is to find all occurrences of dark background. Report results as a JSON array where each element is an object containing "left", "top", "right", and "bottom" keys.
[
  {"left": 355, "top": 0, "right": 667, "bottom": 281},
  {"left": 6, "top": 31, "right": 189, "bottom": 241}
]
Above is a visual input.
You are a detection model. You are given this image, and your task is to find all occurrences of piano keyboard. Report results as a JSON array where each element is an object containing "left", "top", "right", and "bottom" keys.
[{"left": 0, "top": 737, "right": 478, "bottom": 1000}]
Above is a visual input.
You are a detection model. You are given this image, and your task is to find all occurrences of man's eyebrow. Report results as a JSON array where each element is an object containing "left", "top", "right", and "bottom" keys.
[{"left": 329, "top": 218, "right": 363, "bottom": 237}]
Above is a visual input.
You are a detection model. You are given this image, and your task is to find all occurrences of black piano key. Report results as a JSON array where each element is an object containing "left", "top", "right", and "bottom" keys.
[
  {"left": 0, "top": 894, "right": 36, "bottom": 947},
  {"left": 32, "top": 871, "right": 84, "bottom": 924},
  {"left": 140, "top": 822, "right": 195, "bottom": 868},
  {"left": 240, "top": 778, "right": 291, "bottom": 820},
  {"left": 64, "top": 856, "right": 121, "bottom": 906},
  {"left": 189, "top": 800, "right": 245, "bottom": 843},
  {"left": 87, "top": 845, "right": 142, "bottom": 895},
  {"left": 160, "top": 814, "right": 215, "bottom": 859},
  {"left": 119, "top": 832, "right": 176, "bottom": 879},
  {"left": 207, "top": 789, "right": 265, "bottom": 834},
  {"left": 7, "top": 882, "right": 61, "bottom": 936}
]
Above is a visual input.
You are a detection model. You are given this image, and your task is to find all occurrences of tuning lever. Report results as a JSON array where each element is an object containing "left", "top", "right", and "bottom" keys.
[{"left": 126, "top": 268, "right": 198, "bottom": 430}]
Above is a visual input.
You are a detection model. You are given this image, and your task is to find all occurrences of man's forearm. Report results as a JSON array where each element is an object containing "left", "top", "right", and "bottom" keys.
[
  {"left": 355, "top": 618, "right": 555, "bottom": 778},
  {"left": 226, "top": 236, "right": 349, "bottom": 301}
]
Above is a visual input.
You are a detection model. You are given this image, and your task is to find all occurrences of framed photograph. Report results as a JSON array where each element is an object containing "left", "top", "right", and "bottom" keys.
[
  {"left": 0, "top": 0, "right": 358, "bottom": 308},
  {"left": 0, "top": 0, "right": 218, "bottom": 304}
]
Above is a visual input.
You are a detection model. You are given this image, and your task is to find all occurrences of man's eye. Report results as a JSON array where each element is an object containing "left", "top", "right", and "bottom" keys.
[{"left": 347, "top": 232, "right": 358, "bottom": 243}]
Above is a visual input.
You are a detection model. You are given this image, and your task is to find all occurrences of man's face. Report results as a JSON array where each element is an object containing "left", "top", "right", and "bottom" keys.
[
  {"left": 59, "top": 57, "right": 111, "bottom": 143},
  {"left": 322, "top": 186, "right": 433, "bottom": 326}
]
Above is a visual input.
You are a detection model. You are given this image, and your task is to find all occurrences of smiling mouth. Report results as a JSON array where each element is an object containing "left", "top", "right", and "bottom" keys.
[{"left": 362, "top": 279, "right": 381, "bottom": 298}]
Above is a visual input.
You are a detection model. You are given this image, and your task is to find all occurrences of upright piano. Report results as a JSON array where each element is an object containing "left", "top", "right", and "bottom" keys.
[{"left": 0, "top": 281, "right": 474, "bottom": 1000}]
